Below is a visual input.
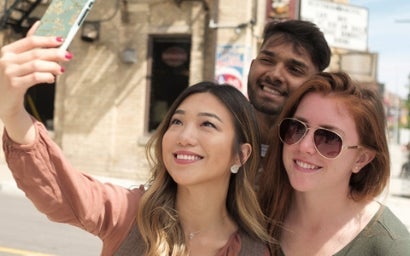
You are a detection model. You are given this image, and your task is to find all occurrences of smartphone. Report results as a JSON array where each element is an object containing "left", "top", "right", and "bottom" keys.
[{"left": 34, "top": 0, "right": 95, "bottom": 50}]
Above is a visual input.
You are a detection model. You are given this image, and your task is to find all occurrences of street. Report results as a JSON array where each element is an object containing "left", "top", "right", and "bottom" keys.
[{"left": 0, "top": 192, "right": 101, "bottom": 256}]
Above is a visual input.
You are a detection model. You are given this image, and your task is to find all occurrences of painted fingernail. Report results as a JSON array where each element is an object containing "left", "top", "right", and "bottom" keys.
[
  {"left": 65, "top": 52, "right": 73, "bottom": 59},
  {"left": 60, "top": 67, "right": 65, "bottom": 73},
  {"left": 56, "top": 37, "right": 63, "bottom": 42}
]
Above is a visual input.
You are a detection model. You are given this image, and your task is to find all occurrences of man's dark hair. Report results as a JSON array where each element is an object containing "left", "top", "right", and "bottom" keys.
[{"left": 262, "top": 20, "right": 331, "bottom": 71}]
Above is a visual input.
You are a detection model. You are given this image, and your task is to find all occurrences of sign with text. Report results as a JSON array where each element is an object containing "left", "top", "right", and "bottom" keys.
[{"left": 300, "top": 0, "right": 368, "bottom": 51}]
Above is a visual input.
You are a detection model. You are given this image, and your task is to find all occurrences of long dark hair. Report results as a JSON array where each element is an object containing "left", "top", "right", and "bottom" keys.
[{"left": 138, "top": 81, "right": 271, "bottom": 255}]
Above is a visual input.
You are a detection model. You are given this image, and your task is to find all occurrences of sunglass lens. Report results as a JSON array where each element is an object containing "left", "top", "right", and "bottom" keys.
[
  {"left": 314, "top": 129, "right": 343, "bottom": 158},
  {"left": 280, "top": 119, "right": 306, "bottom": 145}
]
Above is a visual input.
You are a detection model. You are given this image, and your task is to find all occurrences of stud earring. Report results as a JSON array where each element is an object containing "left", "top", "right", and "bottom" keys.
[{"left": 230, "top": 164, "right": 240, "bottom": 174}]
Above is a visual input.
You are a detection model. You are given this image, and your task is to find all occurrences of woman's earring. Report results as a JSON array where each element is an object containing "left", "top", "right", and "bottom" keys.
[{"left": 230, "top": 164, "right": 240, "bottom": 174}]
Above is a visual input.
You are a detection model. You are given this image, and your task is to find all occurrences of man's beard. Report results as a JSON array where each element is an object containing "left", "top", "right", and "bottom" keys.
[
  {"left": 247, "top": 88, "right": 283, "bottom": 116},
  {"left": 254, "top": 101, "right": 282, "bottom": 116}
]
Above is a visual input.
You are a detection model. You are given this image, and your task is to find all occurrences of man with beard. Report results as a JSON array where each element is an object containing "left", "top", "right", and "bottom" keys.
[{"left": 247, "top": 20, "right": 331, "bottom": 157}]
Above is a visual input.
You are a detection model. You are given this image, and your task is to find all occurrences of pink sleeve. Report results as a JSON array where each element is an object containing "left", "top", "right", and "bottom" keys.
[{"left": 2, "top": 120, "right": 143, "bottom": 254}]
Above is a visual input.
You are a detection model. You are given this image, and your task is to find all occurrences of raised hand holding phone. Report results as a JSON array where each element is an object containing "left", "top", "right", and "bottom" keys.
[{"left": 34, "top": 0, "right": 95, "bottom": 50}]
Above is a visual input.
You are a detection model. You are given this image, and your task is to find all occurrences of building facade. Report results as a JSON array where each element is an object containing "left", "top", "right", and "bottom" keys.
[{"left": 1, "top": 0, "right": 267, "bottom": 181}]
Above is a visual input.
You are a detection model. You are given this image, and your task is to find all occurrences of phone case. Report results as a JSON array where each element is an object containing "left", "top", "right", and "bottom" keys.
[{"left": 34, "top": 0, "right": 95, "bottom": 50}]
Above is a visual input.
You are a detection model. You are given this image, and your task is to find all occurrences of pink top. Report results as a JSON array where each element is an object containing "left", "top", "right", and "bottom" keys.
[{"left": 3, "top": 120, "right": 268, "bottom": 255}]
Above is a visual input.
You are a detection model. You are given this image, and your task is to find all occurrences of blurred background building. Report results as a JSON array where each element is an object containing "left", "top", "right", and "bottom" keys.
[{"left": 0, "top": 0, "right": 407, "bottom": 180}]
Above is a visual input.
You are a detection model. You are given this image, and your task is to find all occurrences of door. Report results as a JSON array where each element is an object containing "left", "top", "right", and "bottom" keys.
[{"left": 148, "top": 35, "right": 191, "bottom": 131}]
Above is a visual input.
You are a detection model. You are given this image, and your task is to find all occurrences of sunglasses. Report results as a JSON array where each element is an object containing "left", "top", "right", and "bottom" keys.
[{"left": 278, "top": 118, "right": 360, "bottom": 159}]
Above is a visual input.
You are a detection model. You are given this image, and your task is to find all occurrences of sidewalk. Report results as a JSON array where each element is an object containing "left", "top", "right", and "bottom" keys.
[
  {"left": 380, "top": 142, "right": 410, "bottom": 230},
  {"left": 1, "top": 143, "right": 410, "bottom": 229}
]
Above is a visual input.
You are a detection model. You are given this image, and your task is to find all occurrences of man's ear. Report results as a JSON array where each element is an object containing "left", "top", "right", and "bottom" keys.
[{"left": 353, "top": 149, "right": 376, "bottom": 173}]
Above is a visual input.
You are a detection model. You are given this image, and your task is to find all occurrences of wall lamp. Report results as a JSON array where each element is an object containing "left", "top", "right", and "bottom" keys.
[
  {"left": 81, "top": 21, "right": 100, "bottom": 42},
  {"left": 121, "top": 48, "right": 137, "bottom": 64}
]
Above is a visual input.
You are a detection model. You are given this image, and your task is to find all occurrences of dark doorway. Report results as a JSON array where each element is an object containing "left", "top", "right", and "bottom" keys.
[
  {"left": 148, "top": 36, "right": 191, "bottom": 131},
  {"left": 25, "top": 83, "right": 55, "bottom": 130}
]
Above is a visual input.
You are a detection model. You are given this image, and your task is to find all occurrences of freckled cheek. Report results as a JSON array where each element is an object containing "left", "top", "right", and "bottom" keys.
[{"left": 282, "top": 145, "right": 293, "bottom": 171}]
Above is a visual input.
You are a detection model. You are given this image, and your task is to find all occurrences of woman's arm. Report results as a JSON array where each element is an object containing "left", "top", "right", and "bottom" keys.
[
  {"left": 3, "top": 120, "right": 143, "bottom": 254},
  {"left": 0, "top": 22, "right": 69, "bottom": 144}
]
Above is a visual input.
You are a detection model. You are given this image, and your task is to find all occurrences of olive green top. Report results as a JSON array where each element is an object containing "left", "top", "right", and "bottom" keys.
[{"left": 279, "top": 206, "right": 410, "bottom": 256}]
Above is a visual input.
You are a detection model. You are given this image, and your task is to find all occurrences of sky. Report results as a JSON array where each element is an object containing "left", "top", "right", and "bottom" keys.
[{"left": 349, "top": 0, "right": 410, "bottom": 97}]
